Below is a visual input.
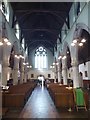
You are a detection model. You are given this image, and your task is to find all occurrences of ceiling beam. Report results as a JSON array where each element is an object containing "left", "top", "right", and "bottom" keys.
[
  {"left": 27, "top": 39, "right": 55, "bottom": 47},
  {"left": 21, "top": 28, "right": 59, "bottom": 37},
  {"left": 15, "top": 9, "right": 67, "bottom": 14}
]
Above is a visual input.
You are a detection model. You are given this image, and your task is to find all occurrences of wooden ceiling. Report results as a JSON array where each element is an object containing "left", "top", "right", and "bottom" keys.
[{"left": 11, "top": 2, "right": 72, "bottom": 52}]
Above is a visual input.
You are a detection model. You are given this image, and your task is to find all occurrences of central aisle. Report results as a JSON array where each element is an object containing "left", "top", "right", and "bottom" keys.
[{"left": 19, "top": 85, "right": 60, "bottom": 118}]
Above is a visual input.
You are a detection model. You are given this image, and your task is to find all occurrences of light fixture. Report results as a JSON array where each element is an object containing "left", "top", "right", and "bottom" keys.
[
  {"left": 17, "top": 56, "right": 19, "bottom": 59},
  {"left": 53, "top": 62, "right": 59, "bottom": 66},
  {"left": 50, "top": 65, "right": 55, "bottom": 69},
  {"left": 53, "top": 66, "right": 55, "bottom": 68},
  {"left": 23, "top": 62, "right": 30, "bottom": 66},
  {"left": 67, "top": 51, "right": 69, "bottom": 54},
  {"left": 15, "top": 55, "right": 17, "bottom": 58},
  {"left": 73, "top": 39, "right": 77, "bottom": 43},
  {"left": 62, "top": 56, "right": 66, "bottom": 60},
  {"left": 27, "top": 66, "right": 30, "bottom": 68},
  {"left": 19, "top": 55, "right": 24, "bottom": 59},
  {"left": 22, "top": 56, "right": 24, "bottom": 59},
  {"left": 27, "top": 65, "right": 32, "bottom": 68},
  {"left": 78, "top": 43, "right": 83, "bottom": 46},
  {"left": 71, "top": 38, "right": 86, "bottom": 47},
  {"left": 15, "top": 55, "right": 20, "bottom": 59},
  {"left": 0, "top": 38, "right": 11, "bottom": 46},
  {"left": 6, "top": 42, "right": 11, "bottom": 46},
  {"left": 30, "top": 65, "right": 32, "bottom": 68},
  {"left": 71, "top": 43, "right": 75, "bottom": 46},
  {"left": 56, "top": 63, "right": 59, "bottom": 65},
  {"left": 50, "top": 66, "right": 53, "bottom": 68},
  {"left": 4, "top": 38, "right": 8, "bottom": 43},
  {"left": 58, "top": 56, "right": 62, "bottom": 60},
  {"left": 58, "top": 55, "right": 67, "bottom": 60},
  {"left": 53, "top": 62, "right": 55, "bottom": 65},
  {"left": 23, "top": 62, "right": 26, "bottom": 65},
  {"left": 19, "top": 55, "right": 22, "bottom": 58},
  {"left": 81, "top": 38, "right": 86, "bottom": 43},
  {"left": 0, "top": 42, "right": 3, "bottom": 46}
]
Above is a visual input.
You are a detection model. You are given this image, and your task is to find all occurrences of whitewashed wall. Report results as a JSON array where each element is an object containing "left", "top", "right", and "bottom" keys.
[
  {"left": 27, "top": 69, "right": 54, "bottom": 79},
  {"left": 79, "top": 61, "right": 90, "bottom": 80}
]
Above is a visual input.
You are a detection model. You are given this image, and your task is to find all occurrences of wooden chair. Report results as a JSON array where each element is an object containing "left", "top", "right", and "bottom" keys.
[{"left": 73, "top": 88, "right": 87, "bottom": 111}]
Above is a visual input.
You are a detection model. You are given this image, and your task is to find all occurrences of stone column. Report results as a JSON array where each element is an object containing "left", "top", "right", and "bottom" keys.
[
  {"left": 13, "top": 56, "right": 19, "bottom": 85},
  {"left": 2, "top": 62, "right": 8, "bottom": 85},
  {"left": 62, "top": 58, "right": 67, "bottom": 85},
  {"left": 54, "top": 63, "right": 57, "bottom": 83},
  {"left": 57, "top": 60, "right": 62, "bottom": 83},
  {"left": 24, "top": 65, "right": 27, "bottom": 83},
  {"left": 71, "top": 42, "right": 79, "bottom": 88},
  {"left": 71, "top": 59, "right": 79, "bottom": 88},
  {"left": 20, "top": 59, "right": 24, "bottom": 84},
  {"left": 2, "top": 43, "right": 11, "bottom": 85}
]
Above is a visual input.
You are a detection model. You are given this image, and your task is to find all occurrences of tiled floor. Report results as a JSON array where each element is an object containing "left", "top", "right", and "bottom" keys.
[
  {"left": 19, "top": 86, "right": 89, "bottom": 119},
  {"left": 3, "top": 85, "right": 89, "bottom": 119},
  {"left": 19, "top": 86, "right": 60, "bottom": 118}
]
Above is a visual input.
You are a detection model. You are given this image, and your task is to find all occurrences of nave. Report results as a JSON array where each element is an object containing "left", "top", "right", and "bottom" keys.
[
  {"left": 3, "top": 85, "right": 88, "bottom": 119},
  {"left": 0, "top": 1, "right": 90, "bottom": 119},
  {"left": 19, "top": 85, "right": 60, "bottom": 118}
]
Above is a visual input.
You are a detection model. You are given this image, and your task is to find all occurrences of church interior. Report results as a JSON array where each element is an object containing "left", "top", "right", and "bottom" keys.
[{"left": 0, "top": 1, "right": 90, "bottom": 119}]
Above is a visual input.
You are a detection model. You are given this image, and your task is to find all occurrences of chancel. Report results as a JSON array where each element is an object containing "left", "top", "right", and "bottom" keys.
[{"left": 0, "top": 1, "right": 90, "bottom": 119}]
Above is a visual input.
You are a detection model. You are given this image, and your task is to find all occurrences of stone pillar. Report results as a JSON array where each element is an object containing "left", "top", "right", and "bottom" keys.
[
  {"left": 62, "top": 58, "right": 67, "bottom": 85},
  {"left": 2, "top": 44, "right": 11, "bottom": 85},
  {"left": 71, "top": 59, "right": 79, "bottom": 88},
  {"left": 20, "top": 59, "right": 24, "bottom": 84},
  {"left": 71, "top": 42, "right": 80, "bottom": 88},
  {"left": 57, "top": 60, "right": 62, "bottom": 83},
  {"left": 54, "top": 63, "right": 57, "bottom": 83},
  {"left": 13, "top": 56, "right": 19, "bottom": 85},
  {"left": 24, "top": 65, "right": 27, "bottom": 83},
  {"left": 2, "top": 62, "right": 8, "bottom": 85}
]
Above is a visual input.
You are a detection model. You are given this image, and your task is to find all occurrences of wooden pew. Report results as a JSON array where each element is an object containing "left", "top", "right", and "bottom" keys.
[
  {"left": 0, "top": 91, "right": 8, "bottom": 117},
  {"left": 47, "top": 83, "right": 89, "bottom": 110},
  {"left": 48, "top": 83, "right": 69, "bottom": 102},
  {"left": 2, "top": 82, "right": 36, "bottom": 108},
  {"left": 48, "top": 83, "right": 74, "bottom": 108},
  {"left": 0, "top": 107, "right": 8, "bottom": 116},
  {"left": 3, "top": 93, "right": 25, "bottom": 107},
  {"left": 54, "top": 92, "right": 74, "bottom": 108}
]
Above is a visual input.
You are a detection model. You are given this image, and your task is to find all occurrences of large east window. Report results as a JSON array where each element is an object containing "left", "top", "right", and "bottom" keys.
[{"left": 35, "top": 46, "right": 47, "bottom": 69}]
